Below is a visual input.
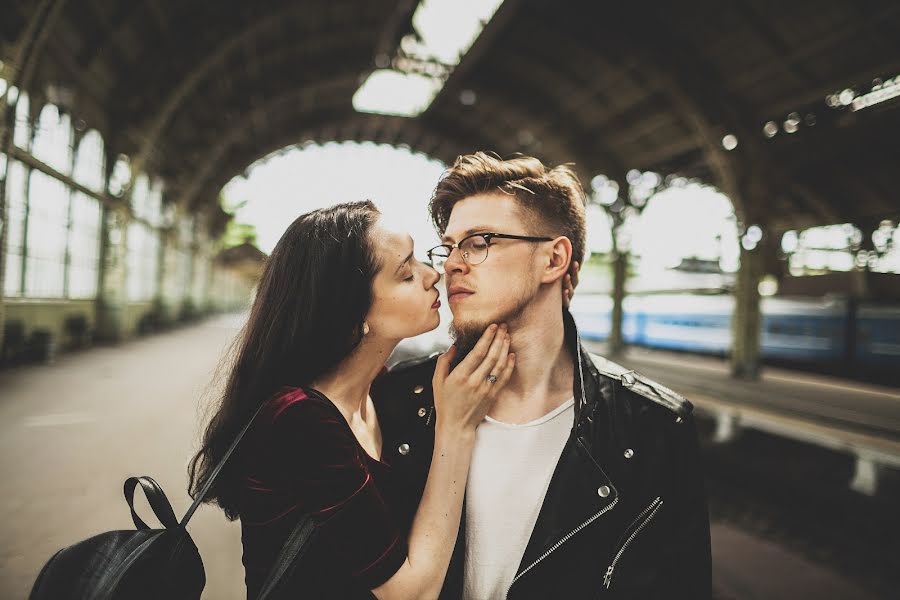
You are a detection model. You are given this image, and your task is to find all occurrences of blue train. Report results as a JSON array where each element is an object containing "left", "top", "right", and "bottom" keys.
[{"left": 569, "top": 293, "right": 900, "bottom": 379}]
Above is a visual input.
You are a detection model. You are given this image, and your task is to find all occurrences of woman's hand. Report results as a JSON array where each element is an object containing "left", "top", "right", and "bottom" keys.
[{"left": 432, "top": 324, "right": 515, "bottom": 432}]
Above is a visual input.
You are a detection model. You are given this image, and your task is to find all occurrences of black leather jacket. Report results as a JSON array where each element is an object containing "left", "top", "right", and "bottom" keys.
[{"left": 371, "top": 311, "right": 712, "bottom": 599}]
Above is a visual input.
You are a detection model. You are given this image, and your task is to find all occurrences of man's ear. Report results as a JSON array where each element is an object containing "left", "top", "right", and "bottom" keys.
[{"left": 541, "top": 236, "right": 573, "bottom": 284}]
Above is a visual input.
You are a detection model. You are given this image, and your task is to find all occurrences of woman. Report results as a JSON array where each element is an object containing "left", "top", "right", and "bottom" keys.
[{"left": 188, "top": 200, "right": 514, "bottom": 599}]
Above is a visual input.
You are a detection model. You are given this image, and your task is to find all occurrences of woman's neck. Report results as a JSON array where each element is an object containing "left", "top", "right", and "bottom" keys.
[{"left": 310, "top": 337, "right": 397, "bottom": 418}]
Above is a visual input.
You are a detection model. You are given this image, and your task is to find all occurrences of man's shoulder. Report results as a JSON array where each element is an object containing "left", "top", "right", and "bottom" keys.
[
  {"left": 587, "top": 352, "right": 694, "bottom": 419},
  {"left": 372, "top": 352, "right": 440, "bottom": 406},
  {"left": 373, "top": 352, "right": 441, "bottom": 440},
  {"left": 388, "top": 351, "right": 442, "bottom": 376}
]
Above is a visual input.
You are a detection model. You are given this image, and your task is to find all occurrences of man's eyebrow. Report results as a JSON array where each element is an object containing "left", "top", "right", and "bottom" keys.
[{"left": 441, "top": 226, "right": 494, "bottom": 243}]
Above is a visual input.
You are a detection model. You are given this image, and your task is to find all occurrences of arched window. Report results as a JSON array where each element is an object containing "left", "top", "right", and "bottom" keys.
[
  {"left": 131, "top": 174, "right": 150, "bottom": 219},
  {"left": 108, "top": 155, "right": 131, "bottom": 197},
  {"left": 147, "top": 179, "right": 164, "bottom": 227},
  {"left": 12, "top": 90, "right": 30, "bottom": 150},
  {"left": 73, "top": 129, "right": 105, "bottom": 193},
  {"left": 32, "top": 103, "right": 73, "bottom": 174},
  {"left": 68, "top": 129, "right": 106, "bottom": 299}
]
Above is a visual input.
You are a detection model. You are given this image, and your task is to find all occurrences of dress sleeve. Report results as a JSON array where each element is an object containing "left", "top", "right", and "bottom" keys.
[{"left": 269, "top": 394, "right": 408, "bottom": 589}]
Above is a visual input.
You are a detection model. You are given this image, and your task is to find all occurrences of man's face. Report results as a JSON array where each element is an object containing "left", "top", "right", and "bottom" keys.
[{"left": 442, "top": 193, "right": 545, "bottom": 353}]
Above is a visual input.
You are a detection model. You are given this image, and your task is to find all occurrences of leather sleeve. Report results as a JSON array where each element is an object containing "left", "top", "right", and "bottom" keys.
[{"left": 656, "top": 413, "right": 713, "bottom": 599}]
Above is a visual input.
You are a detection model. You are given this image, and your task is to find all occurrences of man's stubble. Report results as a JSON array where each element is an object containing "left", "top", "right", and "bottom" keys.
[{"left": 448, "top": 292, "right": 531, "bottom": 366}]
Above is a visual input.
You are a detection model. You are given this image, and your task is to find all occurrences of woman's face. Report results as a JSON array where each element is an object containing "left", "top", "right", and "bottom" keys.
[{"left": 365, "top": 216, "right": 442, "bottom": 341}]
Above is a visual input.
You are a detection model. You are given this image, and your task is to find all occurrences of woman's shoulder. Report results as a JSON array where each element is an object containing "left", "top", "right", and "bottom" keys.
[
  {"left": 261, "top": 387, "right": 357, "bottom": 453},
  {"left": 265, "top": 386, "right": 336, "bottom": 423}
]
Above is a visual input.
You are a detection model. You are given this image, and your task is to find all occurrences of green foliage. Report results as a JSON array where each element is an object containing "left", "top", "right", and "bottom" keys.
[{"left": 219, "top": 219, "right": 257, "bottom": 249}]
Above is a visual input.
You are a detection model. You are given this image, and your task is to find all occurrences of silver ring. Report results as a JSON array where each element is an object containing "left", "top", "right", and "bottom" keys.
[{"left": 487, "top": 374, "right": 498, "bottom": 384}]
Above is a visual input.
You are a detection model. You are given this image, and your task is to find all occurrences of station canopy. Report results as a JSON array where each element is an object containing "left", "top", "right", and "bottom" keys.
[{"left": 4, "top": 0, "right": 899, "bottom": 232}]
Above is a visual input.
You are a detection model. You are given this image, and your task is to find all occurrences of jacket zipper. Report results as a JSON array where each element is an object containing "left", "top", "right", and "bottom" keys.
[
  {"left": 603, "top": 497, "right": 664, "bottom": 589},
  {"left": 506, "top": 497, "right": 619, "bottom": 598}
]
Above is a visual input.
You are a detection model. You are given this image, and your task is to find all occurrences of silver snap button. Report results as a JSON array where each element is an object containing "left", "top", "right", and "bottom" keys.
[
  {"left": 675, "top": 416, "right": 684, "bottom": 424},
  {"left": 623, "top": 448, "right": 634, "bottom": 459},
  {"left": 417, "top": 407, "right": 427, "bottom": 417},
  {"left": 398, "top": 443, "right": 410, "bottom": 456},
  {"left": 413, "top": 385, "right": 425, "bottom": 394},
  {"left": 597, "top": 485, "right": 611, "bottom": 498}
]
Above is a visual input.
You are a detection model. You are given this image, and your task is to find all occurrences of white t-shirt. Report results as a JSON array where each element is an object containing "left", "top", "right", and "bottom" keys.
[{"left": 462, "top": 397, "right": 575, "bottom": 600}]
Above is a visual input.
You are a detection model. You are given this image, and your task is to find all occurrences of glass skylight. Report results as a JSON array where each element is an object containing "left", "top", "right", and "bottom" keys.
[{"left": 354, "top": 0, "right": 505, "bottom": 117}]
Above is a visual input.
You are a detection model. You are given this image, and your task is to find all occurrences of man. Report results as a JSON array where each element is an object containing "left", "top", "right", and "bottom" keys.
[{"left": 372, "top": 152, "right": 711, "bottom": 599}]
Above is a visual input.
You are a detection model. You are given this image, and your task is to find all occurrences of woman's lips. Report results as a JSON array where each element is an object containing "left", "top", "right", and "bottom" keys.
[{"left": 432, "top": 299, "right": 441, "bottom": 309}]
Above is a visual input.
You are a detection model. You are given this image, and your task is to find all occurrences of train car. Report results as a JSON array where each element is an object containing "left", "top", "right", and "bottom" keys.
[
  {"left": 759, "top": 296, "right": 848, "bottom": 362},
  {"left": 856, "top": 304, "right": 900, "bottom": 370},
  {"left": 569, "top": 294, "right": 613, "bottom": 341},
  {"left": 572, "top": 293, "right": 863, "bottom": 366},
  {"left": 626, "top": 294, "right": 732, "bottom": 354}
]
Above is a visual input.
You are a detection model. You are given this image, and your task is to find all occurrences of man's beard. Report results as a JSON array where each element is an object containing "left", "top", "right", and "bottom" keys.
[{"left": 448, "top": 295, "right": 530, "bottom": 366}]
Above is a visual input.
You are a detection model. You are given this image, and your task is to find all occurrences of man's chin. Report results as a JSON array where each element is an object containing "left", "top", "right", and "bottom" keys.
[{"left": 448, "top": 318, "right": 492, "bottom": 363}]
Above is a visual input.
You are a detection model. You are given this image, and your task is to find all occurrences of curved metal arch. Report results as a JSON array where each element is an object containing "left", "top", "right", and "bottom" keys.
[
  {"left": 167, "top": 41, "right": 378, "bottom": 129},
  {"left": 179, "top": 102, "right": 499, "bottom": 212},
  {"left": 173, "top": 80, "right": 497, "bottom": 210},
  {"left": 187, "top": 116, "right": 476, "bottom": 212},
  {"left": 494, "top": 8, "right": 744, "bottom": 216},
  {"left": 453, "top": 45, "right": 635, "bottom": 181},
  {"left": 618, "top": 5, "right": 846, "bottom": 226},
  {"left": 118, "top": 0, "right": 387, "bottom": 176},
  {"left": 168, "top": 79, "right": 360, "bottom": 209},
  {"left": 478, "top": 14, "right": 713, "bottom": 181},
  {"left": 172, "top": 71, "right": 600, "bottom": 211},
  {"left": 427, "top": 85, "right": 605, "bottom": 183}
]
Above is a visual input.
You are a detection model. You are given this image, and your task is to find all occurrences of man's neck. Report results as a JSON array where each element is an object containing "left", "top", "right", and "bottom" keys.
[{"left": 488, "top": 304, "right": 575, "bottom": 425}]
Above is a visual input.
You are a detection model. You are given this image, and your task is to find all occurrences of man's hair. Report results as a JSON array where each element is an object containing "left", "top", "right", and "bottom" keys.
[{"left": 429, "top": 152, "right": 587, "bottom": 266}]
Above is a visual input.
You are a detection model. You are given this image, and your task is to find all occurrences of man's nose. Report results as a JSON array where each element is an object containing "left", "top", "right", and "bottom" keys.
[{"left": 443, "top": 247, "right": 469, "bottom": 274}]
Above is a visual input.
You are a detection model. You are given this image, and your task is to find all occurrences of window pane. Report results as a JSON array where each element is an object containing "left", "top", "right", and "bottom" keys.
[
  {"left": 68, "top": 192, "right": 102, "bottom": 299},
  {"left": 131, "top": 174, "right": 149, "bottom": 221},
  {"left": 73, "top": 129, "right": 106, "bottom": 193},
  {"left": 32, "top": 104, "right": 73, "bottom": 174},
  {"left": 3, "top": 160, "right": 28, "bottom": 296},
  {"left": 13, "top": 91, "right": 30, "bottom": 150},
  {"left": 126, "top": 222, "right": 160, "bottom": 301},
  {"left": 25, "top": 171, "right": 68, "bottom": 297}
]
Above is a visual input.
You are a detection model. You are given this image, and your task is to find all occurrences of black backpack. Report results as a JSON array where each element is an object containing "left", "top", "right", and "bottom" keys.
[{"left": 28, "top": 402, "right": 318, "bottom": 600}]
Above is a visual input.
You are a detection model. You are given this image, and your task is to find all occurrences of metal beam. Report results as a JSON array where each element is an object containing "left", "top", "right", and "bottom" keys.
[{"left": 118, "top": 0, "right": 384, "bottom": 178}]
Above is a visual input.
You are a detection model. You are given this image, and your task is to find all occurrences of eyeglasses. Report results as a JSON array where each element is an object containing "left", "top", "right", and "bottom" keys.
[{"left": 427, "top": 232, "right": 554, "bottom": 272}]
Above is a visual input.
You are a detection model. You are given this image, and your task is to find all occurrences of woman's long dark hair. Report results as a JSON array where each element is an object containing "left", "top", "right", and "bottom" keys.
[{"left": 188, "top": 200, "right": 382, "bottom": 519}]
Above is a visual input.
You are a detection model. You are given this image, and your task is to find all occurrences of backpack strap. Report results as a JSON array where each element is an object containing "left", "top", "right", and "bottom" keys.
[
  {"left": 255, "top": 515, "right": 318, "bottom": 600},
  {"left": 180, "top": 401, "right": 270, "bottom": 527},
  {"left": 124, "top": 476, "right": 179, "bottom": 530},
  {"left": 179, "top": 397, "right": 325, "bottom": 598}
]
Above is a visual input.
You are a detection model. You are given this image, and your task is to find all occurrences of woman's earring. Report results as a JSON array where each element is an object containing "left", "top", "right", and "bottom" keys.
[{"left": 363, "top": 322, "right": 370, "bottom": 335}]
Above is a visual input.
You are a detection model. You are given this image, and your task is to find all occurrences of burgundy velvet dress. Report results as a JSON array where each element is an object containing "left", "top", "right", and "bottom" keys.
[{"left": 237, "top": 386, "right": 407, "bottom": 598}]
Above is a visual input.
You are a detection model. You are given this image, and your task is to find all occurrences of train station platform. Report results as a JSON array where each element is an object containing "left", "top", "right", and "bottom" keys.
[
  {"left": 0, "top": 315, "right": 891, "bottom": 598},
  {"left": 584, "top": 342, "right": 900, "bottom": 497}
]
